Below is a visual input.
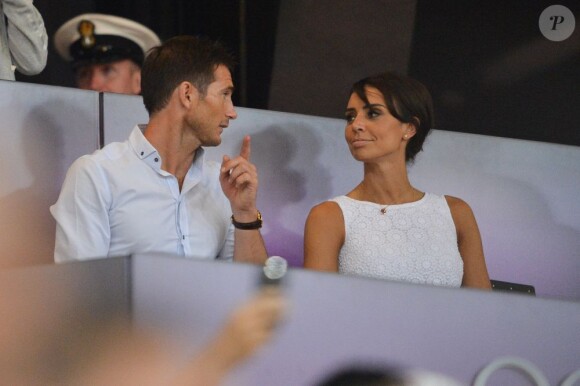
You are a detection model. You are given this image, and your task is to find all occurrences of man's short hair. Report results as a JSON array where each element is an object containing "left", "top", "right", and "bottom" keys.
[{"left": 141, "top": 36, "right": 236, "bottom": 115}]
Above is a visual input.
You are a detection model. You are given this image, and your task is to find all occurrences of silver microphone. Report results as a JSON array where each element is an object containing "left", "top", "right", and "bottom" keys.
[{"left": 261, "top": 256, "right": 288, "bottom": 286}]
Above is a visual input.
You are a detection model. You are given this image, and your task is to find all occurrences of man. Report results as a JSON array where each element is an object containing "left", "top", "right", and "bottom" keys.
[
  {"left": 0, "top": 0, "right": 48, "bottom": 80},
  {"left": 51, "top": 36, "right": 267, "bottom": 264},
  {"left": 54, "top": 13, "right": 160, "bottom": 94}
]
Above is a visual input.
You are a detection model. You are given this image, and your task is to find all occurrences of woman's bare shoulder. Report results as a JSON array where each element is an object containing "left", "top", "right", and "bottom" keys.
[
  {"left": 444, "top": 195, "right": 474, "bottom": 217},
  {"left": 309, "top": 200, "right": 343, "bottom": 217}
]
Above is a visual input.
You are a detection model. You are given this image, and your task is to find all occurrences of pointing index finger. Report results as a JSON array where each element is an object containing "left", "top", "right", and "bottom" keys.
[{"left": 240, "top": 135, "right": 251, "bottom": 160}]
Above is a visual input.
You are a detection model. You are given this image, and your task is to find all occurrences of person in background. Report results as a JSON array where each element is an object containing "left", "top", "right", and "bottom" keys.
[
  {"left": 304, "top": 72, "right": 491, "bottom": 289},
  {"left": 0, "top": 277, "right": 286, "bottom": 386},
  {"left": 51, "top": 35, "right": 267, "bottom": 264},
  {"left": 169, "top": 287, "right": 286, "bottom": 386},
  {"left": 54, "top": 13, "right": 160, "bottom": 94},
  {"left": 314, "top": 366, "right": 465, "bottom": 386},
  {"left": 67, "top": 287, "right": 286, "bottom": 386},
  {"left": 0, "top": 0, "right": 48, "bottom": 80}
]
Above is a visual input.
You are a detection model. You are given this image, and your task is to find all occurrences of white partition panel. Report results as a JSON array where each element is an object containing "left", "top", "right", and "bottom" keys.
[
  {"left": 408, "top": 132, "right": 580, "bottom": 300},
  {"left": 101, "top": 92, "right": 148, "bottom": 145},
  {"left": 101, "top": 97, "right": 580, "bottom": 300},
  {"left": 0, "top": 81, "right": 100, "bottom": 267},
  {"left": 131, "top": 254, "right": 580, "bottom": 386},
  {"left": 3, "top": 256, "right": 578, "bottom": 385},
  {"left": 209, "top": 109, "right": 580, "bottom": 300}
]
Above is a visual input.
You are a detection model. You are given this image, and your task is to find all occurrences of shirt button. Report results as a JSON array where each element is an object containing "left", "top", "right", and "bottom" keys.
[
  {"left": 154, "top": 157, "right": 159, "bottom": 162},
  {"left": 140, "top": 151, "right": 144, "bottom": 156},
  {"left": 182, "top": 236, "right": 185, "bottom": 240}
]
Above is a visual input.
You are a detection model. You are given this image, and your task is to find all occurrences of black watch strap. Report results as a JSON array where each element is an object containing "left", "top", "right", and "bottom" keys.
[{"left": 231, "top": 211, "right": 262, "bottom": 230}]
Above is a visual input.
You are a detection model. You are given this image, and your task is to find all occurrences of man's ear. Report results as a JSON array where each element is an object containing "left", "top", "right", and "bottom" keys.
[
  {"left": 133, "top": 70, "right": 141, "bottom": 95},
  {"left": 178, "top": 81, "right": 197, "bottom": 106}
]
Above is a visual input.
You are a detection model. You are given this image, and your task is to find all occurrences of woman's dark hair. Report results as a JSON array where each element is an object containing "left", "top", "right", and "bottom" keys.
[
  {"left": 350, "top": 72, "right": 434, "bottom": 163},
  {"left": 141, "top": 35, "right": 235, "bottom": 115}
]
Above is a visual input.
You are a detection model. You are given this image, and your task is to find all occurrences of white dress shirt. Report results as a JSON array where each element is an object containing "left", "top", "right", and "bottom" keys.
[{"left": 51, "top": 125, "right": 234, "bottom": 262}]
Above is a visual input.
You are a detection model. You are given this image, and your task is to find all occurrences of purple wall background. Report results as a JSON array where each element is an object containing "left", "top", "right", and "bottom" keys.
[
  {"left": 0, "top": 81, "right": 99, "bottom": 268},
  {"left": 1, "top": 81, "right": 578, "bottom": 302},
  {"left": 1, "top": 80, "right": 579, "bottom": 384},
  {"left": 102, "top": 93, "right": 580, "bottom": 302}
]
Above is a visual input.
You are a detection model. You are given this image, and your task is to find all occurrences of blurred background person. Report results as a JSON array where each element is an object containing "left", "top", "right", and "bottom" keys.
[
  {"left": 67, "top": 287, "right": 286, "bottom": 386},
  {"left": 0, "top": 274, "right": 286, "bottom": 386},
  {"left": 314, "top": 365, "right": 464, "bottom": 386},
  {"left": 53, "top": 13, "right": 160, "bottom": 94},
  {"left": 304, "top": 72, "right": 491, "bottom": 289},
  {"left": 0, "top": 0, "right": 48, "bottom": 80}
]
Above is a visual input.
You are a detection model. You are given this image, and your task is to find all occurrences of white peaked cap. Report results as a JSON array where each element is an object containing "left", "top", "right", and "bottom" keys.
[{"left": 54, "top": 13, "right": 161, "bottom": 62}]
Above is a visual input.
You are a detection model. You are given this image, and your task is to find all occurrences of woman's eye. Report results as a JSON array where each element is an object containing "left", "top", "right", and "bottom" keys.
[
  {"left": 367, "top": 110, "right": 380, "bottom": 119},
  {"left": 344, "top": 114, "right": 355, "bottom": 123}
]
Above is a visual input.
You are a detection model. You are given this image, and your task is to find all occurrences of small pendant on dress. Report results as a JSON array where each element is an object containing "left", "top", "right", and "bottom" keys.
[{"left": 380, "top": 207, "right": 387, "bottom": 215}]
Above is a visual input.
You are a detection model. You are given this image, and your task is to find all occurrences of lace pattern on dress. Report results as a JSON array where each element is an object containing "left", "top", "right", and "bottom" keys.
[{"left": 331, "top": 193, "right": 463, "bottom": 287}]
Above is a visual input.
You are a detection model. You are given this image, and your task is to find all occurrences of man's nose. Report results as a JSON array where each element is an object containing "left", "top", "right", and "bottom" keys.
[{"left": 226, "top": 104, "right": 238, "bottom": 120}]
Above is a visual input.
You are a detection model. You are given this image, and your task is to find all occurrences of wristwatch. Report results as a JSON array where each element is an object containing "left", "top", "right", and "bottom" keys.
[{"left": 231, "top": 211, "right": 262, "bottom": 230}]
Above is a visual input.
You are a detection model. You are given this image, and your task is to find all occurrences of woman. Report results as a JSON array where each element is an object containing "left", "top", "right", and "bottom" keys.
[{"left": 304, "top": 72, "right": 490, "bottom": 289}]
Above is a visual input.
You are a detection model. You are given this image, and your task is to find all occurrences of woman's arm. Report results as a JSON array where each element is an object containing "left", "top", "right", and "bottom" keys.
[
  {"left": 303, "top": 201, "right": 345, "bottom": 271},
  {"left": 446, "top": 196, "right": 491, "bottom": 289}
]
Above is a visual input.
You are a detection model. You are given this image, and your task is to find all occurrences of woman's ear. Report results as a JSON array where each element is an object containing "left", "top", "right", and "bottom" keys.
[{"left": 403, "top": 122, "right": 417, "bottom": 140}]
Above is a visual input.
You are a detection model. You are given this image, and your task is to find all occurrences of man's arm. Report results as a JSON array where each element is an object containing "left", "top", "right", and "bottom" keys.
[
  {"left": 2, "top": 0, "right": 48, "bottom": 75},
  {"left": 219, "top": 136, "right": 268, "bottom": 264},
  {"left": 50, "top": 157, "right": 112, "bottom": 262}
]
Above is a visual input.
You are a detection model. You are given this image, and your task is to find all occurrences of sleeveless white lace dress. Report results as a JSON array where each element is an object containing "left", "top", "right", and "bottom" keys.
[{"left": 331, "top": 193, "right": 464, "bottom": 287}]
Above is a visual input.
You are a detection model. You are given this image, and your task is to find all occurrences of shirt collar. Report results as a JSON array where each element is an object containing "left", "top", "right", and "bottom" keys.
[
  {"left": 130, "top": 125, "right": 157, "bottom": 159},
  {"left": 128, "top": 125, "right": 206, "bottom": 182}
]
